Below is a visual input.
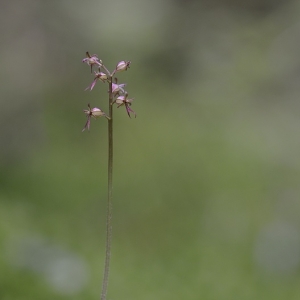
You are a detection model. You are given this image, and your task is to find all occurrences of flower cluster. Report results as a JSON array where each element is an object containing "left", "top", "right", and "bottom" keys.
[{"left": 82, "top": 52, "right": 136, "bottom": 131}]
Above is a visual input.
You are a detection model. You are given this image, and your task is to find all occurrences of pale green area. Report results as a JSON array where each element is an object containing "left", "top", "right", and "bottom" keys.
[{"left": 1, "top": 1, "right": 300, "bottom": 299}]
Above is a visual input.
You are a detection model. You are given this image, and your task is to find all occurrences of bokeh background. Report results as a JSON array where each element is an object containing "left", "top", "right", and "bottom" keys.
[{"left": 1, "top": 0, "right": 300, "bottom": 299}]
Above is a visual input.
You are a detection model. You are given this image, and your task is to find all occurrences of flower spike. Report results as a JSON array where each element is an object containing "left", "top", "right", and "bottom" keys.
[{"left": 80, "top": 52, "right": 136, "bottom": 300}]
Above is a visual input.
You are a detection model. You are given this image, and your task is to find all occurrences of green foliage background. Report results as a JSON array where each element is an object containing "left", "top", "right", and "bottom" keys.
[{"left": 1, "top": 1, "right": 300, "bottom": 299}]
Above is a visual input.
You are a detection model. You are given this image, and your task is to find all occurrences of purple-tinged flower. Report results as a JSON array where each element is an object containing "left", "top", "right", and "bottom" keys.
[
  {"left": 85, "top": 71, "right": 108, "bottom": 91},
  {"left": 115, "top": 61, "right": 131, "bottom": 72},
  {"left": 111, "top": 82, "right": 126, "bottom": 95},
  {"left": 113, "top": 93, "right": 136, "bottom": 118},
  {"left": 82, "top": 103, "right": 109, "bottom": 132},
  {"left": 82, "top": 51, "right": 102, "bottom": 73}
]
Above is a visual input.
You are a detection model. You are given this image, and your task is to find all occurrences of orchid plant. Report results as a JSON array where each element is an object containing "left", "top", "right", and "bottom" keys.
[{"left": 82, "top": 51, "right": 136, "bottom": 300}]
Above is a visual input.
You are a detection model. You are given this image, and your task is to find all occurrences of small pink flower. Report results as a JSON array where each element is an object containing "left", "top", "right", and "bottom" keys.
[
  {"left": 111, "top": 82, "right": 126, "bottom": 95},
  {"left": 82, "top": 103, "right": 109, "bottom": 131},
  {"left": 85, "top": 71, "right": 108, "bottom": 91},
  {"left": 113, "top": 93, "right": 136, "bottom": 118},
  {"left": 82, "top": 51, "right": 102, "bottom": 73}
]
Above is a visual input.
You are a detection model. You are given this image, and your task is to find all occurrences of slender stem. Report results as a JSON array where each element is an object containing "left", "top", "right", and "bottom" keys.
[{"left": 101, "top": 76, "right": 113, "bottom": 300}]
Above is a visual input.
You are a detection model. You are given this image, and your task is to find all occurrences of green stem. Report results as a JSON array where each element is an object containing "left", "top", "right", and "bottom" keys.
[{"left": 101, "top": 76, "right": 113, "bottom": 300}]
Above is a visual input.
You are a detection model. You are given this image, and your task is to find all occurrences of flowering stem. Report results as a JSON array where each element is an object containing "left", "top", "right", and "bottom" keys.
[
  {"left": 82, "top": 53, "right": 134, "bottom": 299},
  {"left": 101, "top": 76, "right": 113, "bottom": 300}
]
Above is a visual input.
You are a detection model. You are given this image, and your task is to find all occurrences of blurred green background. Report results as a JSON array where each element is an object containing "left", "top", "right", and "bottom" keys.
[{"left": 2, "top": 0, "right": 300, "bottom": 299}]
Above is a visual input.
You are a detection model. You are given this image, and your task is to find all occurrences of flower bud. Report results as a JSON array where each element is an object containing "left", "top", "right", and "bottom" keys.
[
  {"left": 115, "top": 61, "right": 131, "bottom": 72},
  {"left": 90, "top": 107, "right": 106, "bottom": 118}
]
